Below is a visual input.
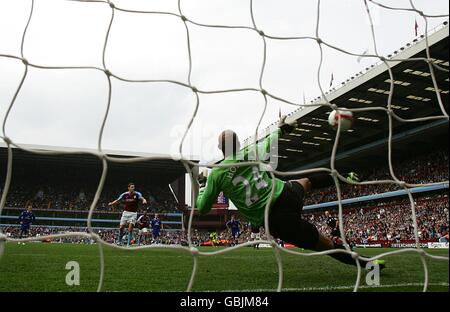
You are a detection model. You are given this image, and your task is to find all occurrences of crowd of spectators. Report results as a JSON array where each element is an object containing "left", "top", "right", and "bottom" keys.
[
  {"left": 2, "top": 173, "right": 179, "bottom": 213},
  {"left": 2, "top": 148, "right": 447, "bottom": 214},
  {"left": 305, "top": 149, "right": 448, "bottom": 205},
  {"left": 0, "top": 225, "right": 185, "bottom": 245},
  {"left": 1, "top": 147, "right": 448, "bottom": 246},
  {"left": 305, "top": 193, "right": 449, "bottom": 244},
  {"left": 2, "top": 192, "right": 448, "bottom": 245}
]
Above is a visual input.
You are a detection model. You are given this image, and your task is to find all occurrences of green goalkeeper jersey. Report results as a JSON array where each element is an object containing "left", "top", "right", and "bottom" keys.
[{"left": 196, "top": 129, "right": 285, "bottom": 227}]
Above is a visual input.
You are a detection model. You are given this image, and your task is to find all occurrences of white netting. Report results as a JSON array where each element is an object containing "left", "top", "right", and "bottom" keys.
[{"left": 0, "top": 0, "right": 448, "bottom": 292}]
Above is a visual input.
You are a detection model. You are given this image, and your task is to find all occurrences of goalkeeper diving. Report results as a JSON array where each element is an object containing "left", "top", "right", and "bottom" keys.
[{"left": 196, "top": 117, "right": 385, "bottom": 269}]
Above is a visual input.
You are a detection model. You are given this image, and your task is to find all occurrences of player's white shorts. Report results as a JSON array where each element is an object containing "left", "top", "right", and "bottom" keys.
[
  {"left": 120, "top": 211, "right": 137, "bottom": 226},
  {"left": 251, "top": 232, "right": 261, "bottom": 240},
  {"left": 138, "top": 228, "right": 149, "bottom": 235}
]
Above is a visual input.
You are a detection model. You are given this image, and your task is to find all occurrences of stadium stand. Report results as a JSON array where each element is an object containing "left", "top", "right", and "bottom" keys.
[
  {"left": 306, "top": 193, "right": 449, "bottom": 244},
  {"left": 2, "top": 182, "right": 179, "bottom": 213},
  {"left": 0, "top": 149, "right": 184, "bottom": 213},
  {"left": 1, "top": 144, "right": 448, "bottom": 248},
  {"left": 305, "top": 147, "right": 449, "bottom": 204}
]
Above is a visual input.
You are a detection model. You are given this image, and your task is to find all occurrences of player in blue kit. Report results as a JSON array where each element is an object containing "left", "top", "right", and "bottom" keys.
[
  {"left": 150, "top": 214, "right": 163, "bottom": 243},
  {"left": 226, "top": 215, "right": 241, "bottom": 246},
  {"left": 18, "top": 204, "right": 35, "bottom": 243}
]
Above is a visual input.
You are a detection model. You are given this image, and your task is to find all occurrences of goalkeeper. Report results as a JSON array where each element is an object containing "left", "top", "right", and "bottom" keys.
[{"left": 196, "top": 117, "right": 384, "bottom": 268}]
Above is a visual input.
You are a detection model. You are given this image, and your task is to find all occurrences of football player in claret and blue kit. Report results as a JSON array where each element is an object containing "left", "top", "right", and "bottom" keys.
[{"left": 108, "top": 183, "right": 147, "bottom": 246}]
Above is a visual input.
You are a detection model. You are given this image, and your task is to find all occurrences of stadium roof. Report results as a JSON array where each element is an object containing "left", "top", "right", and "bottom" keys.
[
  {"left": 246, "top": 21, "right": 449, "bottom": 173},
  {"left": 0, "top": 142, "right": 187, "bottom": 177}
]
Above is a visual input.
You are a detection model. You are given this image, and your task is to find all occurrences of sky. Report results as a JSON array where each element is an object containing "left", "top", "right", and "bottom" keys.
[{"left": 0, "top": 0, "right": 448, "bottom": 164}]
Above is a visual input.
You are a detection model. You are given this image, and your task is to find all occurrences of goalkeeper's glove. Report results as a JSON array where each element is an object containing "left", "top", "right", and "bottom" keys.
[
  {"left": 371, "top": 259, "right": 386, "bottom": 270},
  {"left": 346, "top": 172, "right": 360, "bottom": 184},
  {"left": 278, "top": 115, "right": 297, "bottom": 135}
]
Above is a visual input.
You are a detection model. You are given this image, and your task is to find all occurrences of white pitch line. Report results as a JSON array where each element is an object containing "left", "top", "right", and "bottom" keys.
[{"left": 214, "top": 282, "right": 449, "bottom": 292}]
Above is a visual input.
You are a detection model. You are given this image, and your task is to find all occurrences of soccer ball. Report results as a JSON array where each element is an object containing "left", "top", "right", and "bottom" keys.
[{"left": 328, "top": 109, "right": 354, "bottom": 131}]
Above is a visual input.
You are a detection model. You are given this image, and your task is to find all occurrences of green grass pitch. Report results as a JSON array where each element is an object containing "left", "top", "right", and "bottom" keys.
[{"left": 0, "top": 243, "right": 448, "bottom": 292}]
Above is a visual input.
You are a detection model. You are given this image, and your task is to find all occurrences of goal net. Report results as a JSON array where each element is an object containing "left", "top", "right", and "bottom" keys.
[{"left": 0, "top": 0, "right": 448, "bottom": 292}]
